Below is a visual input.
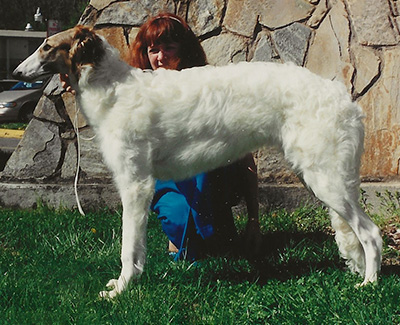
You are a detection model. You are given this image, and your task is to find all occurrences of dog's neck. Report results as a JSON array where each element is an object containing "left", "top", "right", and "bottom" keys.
[
  {"left": 77, "top": 38, "right": 130, "bottom": 90},
  {"left": 73, "top": 37, "right": 136, "bottom": 128}
]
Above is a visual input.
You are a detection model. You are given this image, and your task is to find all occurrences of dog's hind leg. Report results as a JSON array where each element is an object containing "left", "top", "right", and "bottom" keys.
[
  {"left": 345, "top": 204, "right": 381, "bottom": 286},
  {"left": 99, "top": 176, "right": 155, "bottom": 299},
  {"left": 331, "top": 203, "right": 381, "bottom": 286},
  {"left": 301, "top": 169, "right": 382, "bottom": 285},
  {"left": 329, "top": 208, "right": 365, "bottom": 276}
]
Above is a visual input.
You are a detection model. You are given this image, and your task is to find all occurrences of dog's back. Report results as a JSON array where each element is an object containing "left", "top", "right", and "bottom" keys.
[{"left": 131, "top": 62, "right": 363, "bottom": 181}]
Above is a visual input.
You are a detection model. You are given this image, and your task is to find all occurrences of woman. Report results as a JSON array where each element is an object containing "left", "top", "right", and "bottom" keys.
[{"left": 130, "top": 13, "right": 259, "bottom": 261}]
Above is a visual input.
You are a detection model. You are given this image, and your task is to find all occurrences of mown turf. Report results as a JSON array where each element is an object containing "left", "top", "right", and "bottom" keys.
[{"left": 0, "top": 205, "right": 399, "bottom": 324}]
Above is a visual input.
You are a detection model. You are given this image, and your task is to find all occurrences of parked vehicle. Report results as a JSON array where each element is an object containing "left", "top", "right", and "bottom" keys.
[
  {"left": 0, "top": 78, "right": 50, "bottom": 122},
  {"left": 0, "top": 80, "right": 18, "bottom": 92}
]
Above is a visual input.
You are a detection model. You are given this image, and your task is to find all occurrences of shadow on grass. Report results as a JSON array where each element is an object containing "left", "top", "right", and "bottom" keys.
[
  {"left": 199, "top": 230, "right": 400, "bottom": 285},
  {"left": 247, "top": 231, "right": 340, "bottom": 283},
  {"left": 199, "top": 231, "right": 342, "bottom": 285},
  {"left": 381, "top": 264, "right": 400, "bottom": 276}
]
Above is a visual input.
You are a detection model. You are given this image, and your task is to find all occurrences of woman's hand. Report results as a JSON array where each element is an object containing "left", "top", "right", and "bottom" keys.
[{"left": 60, "top": 74, "right": 76, "bottom": 94}]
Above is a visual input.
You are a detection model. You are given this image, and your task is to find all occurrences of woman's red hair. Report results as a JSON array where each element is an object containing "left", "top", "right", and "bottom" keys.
[{"left": 129, "top": 13, "right": 207, "bottom": 70}]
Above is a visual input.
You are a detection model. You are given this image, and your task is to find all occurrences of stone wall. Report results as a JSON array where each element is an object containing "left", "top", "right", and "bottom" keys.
[{"left": 2, "top": 0, "right": 400, "bottom": 208}]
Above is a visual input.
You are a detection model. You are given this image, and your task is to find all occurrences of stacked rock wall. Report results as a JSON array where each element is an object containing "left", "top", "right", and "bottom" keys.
[{"left": 1, "top": 0, "right": 400, "bottom": 208}]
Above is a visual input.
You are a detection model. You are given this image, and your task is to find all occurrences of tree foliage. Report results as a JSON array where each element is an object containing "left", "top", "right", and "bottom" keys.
[{"left": 0, "top": 0, "right": 89, "bottom": 31}]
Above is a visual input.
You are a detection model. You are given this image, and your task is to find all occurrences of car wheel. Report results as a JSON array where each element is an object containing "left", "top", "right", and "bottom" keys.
[{"left": 19, "top": 104, "right": 35, "bottom": 123}]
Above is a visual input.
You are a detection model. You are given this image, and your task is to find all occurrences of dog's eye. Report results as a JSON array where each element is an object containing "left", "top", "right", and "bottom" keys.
[{"left": 42, "top": 44, "right": 51, "bottom": 51}]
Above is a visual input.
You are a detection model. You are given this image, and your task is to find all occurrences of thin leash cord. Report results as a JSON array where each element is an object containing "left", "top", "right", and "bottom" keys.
[{"left": 73, "top": 102, "right": 86, "bottom": 216}]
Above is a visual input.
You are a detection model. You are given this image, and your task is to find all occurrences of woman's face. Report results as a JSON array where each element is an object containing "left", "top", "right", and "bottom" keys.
[{"left": 147, "top": 42, "right": 180, "bottom": 70}]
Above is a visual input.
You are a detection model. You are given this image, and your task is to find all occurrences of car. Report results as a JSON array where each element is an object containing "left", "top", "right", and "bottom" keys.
[
  {"left": 0, "top": 79, "right": 18, "bottom": 92},
  {"left": 0, "top": 77, "right": 50, "bottom": 122}
]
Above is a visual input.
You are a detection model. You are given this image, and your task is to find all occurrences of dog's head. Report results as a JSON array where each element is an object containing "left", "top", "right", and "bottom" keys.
[{"left": 13, "top": 25, "right": 105, "bottom": 82}]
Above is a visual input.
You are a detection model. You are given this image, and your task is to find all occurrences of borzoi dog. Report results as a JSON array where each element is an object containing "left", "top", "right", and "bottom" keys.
[{"left": 13, "top": 26, "right": 382, "bottom": 299}]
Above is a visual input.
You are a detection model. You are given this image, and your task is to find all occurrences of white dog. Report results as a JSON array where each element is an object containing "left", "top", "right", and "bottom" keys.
[{"left": 13, "top": 26, "right": 382, "bottom": 299}]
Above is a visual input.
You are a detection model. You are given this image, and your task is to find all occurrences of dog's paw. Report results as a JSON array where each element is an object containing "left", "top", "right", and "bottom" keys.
[
  {"left": 355, "top": 276, "right": 378, "bottom": 288},
  {"left": 99, "top": 278, "right": 124, "bottom": 299},
  {"left": 355, "top": 281, "right": 369, "bottom": 289}
]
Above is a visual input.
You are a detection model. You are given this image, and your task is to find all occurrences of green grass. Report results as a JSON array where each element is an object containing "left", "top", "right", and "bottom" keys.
[
  {"left": 1, "top": 205, "right": 399, "bottom": 324},
  {"left": 0, "top": 123, "right": 27, "bottom": 130}
]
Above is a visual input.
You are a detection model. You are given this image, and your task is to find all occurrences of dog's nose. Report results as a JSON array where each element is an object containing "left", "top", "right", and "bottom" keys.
[
  {"left": 12, "top": 68, "right": 31, "bottom": 82},
  {"left": 12, "top": 69, "right": 22, "bottom": 80}
]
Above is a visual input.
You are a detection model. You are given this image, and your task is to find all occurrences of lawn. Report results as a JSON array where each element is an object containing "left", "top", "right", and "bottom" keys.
[
  {"left": 0, "top": 123, "right": 27, "bottom": 130},
  {"left": 0, "top": 204, "right": 399, "bottom": 324}
]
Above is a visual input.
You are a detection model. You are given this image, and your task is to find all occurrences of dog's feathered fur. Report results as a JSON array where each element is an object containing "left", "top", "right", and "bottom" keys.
[{"left": 13, "top": 26, "right": 382, "bottom": 299}]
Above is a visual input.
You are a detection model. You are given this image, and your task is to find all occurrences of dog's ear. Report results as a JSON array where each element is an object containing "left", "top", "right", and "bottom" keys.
[{"left": 70, "top": 26, "right": 104, "bottom": 75}]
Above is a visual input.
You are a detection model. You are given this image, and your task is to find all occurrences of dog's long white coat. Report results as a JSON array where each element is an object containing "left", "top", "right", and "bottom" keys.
[
  {"left": 81, "top": 57, "right": 360, "bottom": 181},
  {"left": 13, "top": 27, "right": 382, "bottom": 299}
]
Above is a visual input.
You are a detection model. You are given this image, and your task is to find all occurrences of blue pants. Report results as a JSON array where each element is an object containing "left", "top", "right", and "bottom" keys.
[{"left": 151, "top": 166, "right": 241, "bottom": 261}]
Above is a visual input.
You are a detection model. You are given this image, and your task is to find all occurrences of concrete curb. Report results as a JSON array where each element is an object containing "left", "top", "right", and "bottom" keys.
[
  {"left": 257, "top": 182, "right": 400, "bottom": 216},
  {"left": 0, "top": 182, "right": 120, "bottom": 211},
  {"left": 0, "top": 181, "right": 398, "bottom": 216}
]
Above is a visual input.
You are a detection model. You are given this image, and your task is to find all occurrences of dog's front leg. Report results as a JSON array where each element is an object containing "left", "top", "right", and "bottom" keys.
[{"left": 100, "top": 176, "right": 154, "bottom": 299}]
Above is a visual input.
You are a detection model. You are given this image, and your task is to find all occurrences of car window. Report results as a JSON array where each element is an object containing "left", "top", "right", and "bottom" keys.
[{"left": 11, "top": 80, "right": 45, "bottom": 90}]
